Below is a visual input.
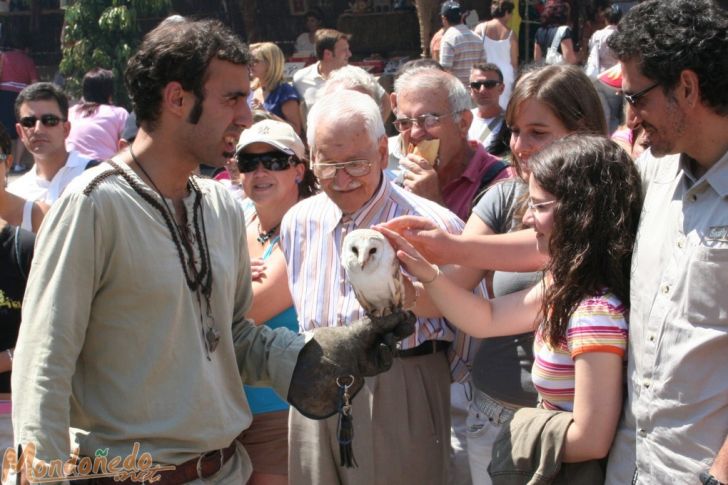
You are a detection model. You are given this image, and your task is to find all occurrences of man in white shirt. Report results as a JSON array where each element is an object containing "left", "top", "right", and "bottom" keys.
[
  {"left": 603, "top": 1, "right": 728, "bottom": 484},
  {"left": 9, "top": 82, "right": 93, "bottom": 204},
  {"left": 292, "top": 28, "right": 352, "bottom": 126},
  {"left": 467, "top": 63, "right": 506, "bottom": 150}
]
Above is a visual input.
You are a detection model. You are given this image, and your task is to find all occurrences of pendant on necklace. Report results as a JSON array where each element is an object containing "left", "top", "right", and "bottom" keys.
[
  {"left": 257, "top": 222, "right": 280, "bottom": 245},
  {"left": 206, "top": 326, "right": 221, "bottom": 353}
]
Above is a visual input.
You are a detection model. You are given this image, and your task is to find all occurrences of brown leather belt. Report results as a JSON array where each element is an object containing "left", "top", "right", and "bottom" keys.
[
  {"left": 83, "top": 442, "right": 236, "bottom": 485},
  {"left": 398, "top": 340, "right": 449, "bottom": 358}
]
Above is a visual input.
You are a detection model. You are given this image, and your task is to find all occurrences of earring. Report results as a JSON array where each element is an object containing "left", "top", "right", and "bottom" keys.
[{"left": 295, "top": 177, "right": 302, "bottom": 184}]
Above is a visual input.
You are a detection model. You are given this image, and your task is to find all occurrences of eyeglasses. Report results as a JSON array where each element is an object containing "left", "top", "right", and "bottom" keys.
[
  {"left": 526, "top": 198, "right": 556, "bottom": 214},
  {"left": 237, "top": 152, "right": 298, "bottom": 173},
  {"left": 311, "top": 159, "right": 373, "bottom": 180},
  {"left": 392, "top": 112, "right": 455, "bottom": 133},
  {"left": 18, "top": 114, "right": 66, "bottom": 128},
  {"left": 624, "top": 82, "right": 659, "bottom": 106},
  {"left": 469, "top": 80, "right": 501, "bottom": 90}
]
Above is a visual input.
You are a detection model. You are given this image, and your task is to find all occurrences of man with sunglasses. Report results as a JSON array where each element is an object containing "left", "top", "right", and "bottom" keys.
[
  {"left": 393, "top": 67, "right": 514, "bottom": 222},
  {"left": 282, "top": 88, "right": 487, "bottom": 484},
  {"left": 602, "top": 1, "right": 728, "bottom": 484},
  {"left": 8, "top": 82, "right": 94, "bottom": 204},
  {"left": 467, "top": 63, "right": 506, "bottom": 150}
]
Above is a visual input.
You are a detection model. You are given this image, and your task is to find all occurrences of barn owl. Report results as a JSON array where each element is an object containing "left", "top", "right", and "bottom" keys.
[{"left": 342, "top": 229, "right": 404, "bottom": 317}]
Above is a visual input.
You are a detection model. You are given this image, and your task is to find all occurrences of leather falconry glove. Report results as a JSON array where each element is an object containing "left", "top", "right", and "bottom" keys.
[{"left": 287, "top": 308, "right": 415, "bottom": 419}]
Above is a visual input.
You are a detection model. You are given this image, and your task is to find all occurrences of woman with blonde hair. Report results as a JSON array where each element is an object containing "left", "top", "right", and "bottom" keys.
[{"left": 250, "top": 42, "right": 303, "bottom": 135}]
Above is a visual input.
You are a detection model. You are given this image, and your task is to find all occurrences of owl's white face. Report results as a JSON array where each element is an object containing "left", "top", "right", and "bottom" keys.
[
  {"left": 342, "top": 230, "right": 391, "bottom": 275},
  {"left": 341, "top": 228, "right": 403, "bottom": 315}
]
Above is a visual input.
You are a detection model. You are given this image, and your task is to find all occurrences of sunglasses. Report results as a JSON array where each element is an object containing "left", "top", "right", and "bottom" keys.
[
  {"left": 237, "top": 152, "right": 297, "bottom": 173},
  {"left": 624, "top": 82, "right": 659, "bottom": 106},
  {"left": 469, "top": 80, "right": 502, "bottom": 90},
  {"left": 19, "top": 114, "right": 66, "bottom": 128}
]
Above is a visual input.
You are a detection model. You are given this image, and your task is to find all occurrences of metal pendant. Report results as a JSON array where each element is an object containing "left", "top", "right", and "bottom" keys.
[{"left": 205, "top": 326, "right": 220, "bottom": 353}]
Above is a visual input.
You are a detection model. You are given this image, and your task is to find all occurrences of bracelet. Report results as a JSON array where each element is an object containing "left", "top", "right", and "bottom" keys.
[
  {"left": 5, "top": 349, "right": 12, "bottom": 363},
  {"left": 420, "top": 266, "right": 440, "bottom": 285}
]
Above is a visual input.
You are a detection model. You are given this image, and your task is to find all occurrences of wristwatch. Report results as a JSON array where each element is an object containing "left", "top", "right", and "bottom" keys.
[{"left": 700, "top": 470, "right": 727, "bottom": 485}]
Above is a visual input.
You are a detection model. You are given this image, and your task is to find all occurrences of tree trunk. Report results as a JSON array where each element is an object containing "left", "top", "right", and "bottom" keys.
[{"left": 414, "top": 0, "right": 440, "bottom": 57}]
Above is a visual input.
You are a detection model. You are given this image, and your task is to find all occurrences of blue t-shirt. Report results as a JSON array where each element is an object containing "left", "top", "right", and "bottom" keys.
[
  {"left": 263, "top": 82, "right": 301, "bottom": 119},
  {"left": 240, "top": 215, "right": 299, "bottom": 415},
  {"left": 243, "top": 306, "right": 298, "bottom": 414}
]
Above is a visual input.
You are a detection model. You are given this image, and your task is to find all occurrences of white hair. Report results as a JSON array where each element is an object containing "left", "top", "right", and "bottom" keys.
[
  {"left": 394, "top": 66, "right": 471, "bottom": 116},
  {"left": 321, "top": 65, "right": 382, "bottom": 111},
  {"left": 306, "top": 89, "right": 385, "bottom": 152}
]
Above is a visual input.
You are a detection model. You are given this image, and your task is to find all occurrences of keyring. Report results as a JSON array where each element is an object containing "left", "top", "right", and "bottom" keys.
[{"left": 336, "top": 374, "right": 355, "bottom": 389}]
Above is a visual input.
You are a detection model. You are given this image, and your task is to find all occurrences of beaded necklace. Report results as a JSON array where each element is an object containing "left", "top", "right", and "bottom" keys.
[{"left": 125, "top": 150, "right": 220, "bottom": 359}]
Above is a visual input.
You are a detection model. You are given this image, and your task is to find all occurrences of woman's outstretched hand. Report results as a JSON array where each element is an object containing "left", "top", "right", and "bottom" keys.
[
  {"left": 374, "top": 216, "right": 457, "bottom": 266},
  {"left": 376, "top": 226, "right": 439, "bottom": 284}
]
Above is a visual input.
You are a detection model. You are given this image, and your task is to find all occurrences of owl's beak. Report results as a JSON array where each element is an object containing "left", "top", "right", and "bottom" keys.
[{"left": 359, "top": 254, "right": 369, "bottom": 269}]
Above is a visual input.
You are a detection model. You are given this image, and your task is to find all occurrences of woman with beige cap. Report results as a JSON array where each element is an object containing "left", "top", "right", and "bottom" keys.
[{"left": 233, "top": 119, "right": 316, "bottom": 485}]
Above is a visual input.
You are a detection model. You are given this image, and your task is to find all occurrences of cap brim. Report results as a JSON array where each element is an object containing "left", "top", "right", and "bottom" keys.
[{"left": 235, "top": 137, "right": 296, "bottom": 157}]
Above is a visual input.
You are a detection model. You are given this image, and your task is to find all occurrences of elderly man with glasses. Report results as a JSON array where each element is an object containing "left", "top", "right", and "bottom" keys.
[
  {"left": 8, "top": 82, "right": 94, "bottom": 204},
  {"left": 392, "top": 66, "right": 514, "bottom": 222},
  {"left": 281, "top": 88, "right": 487, "bottom": 485}
]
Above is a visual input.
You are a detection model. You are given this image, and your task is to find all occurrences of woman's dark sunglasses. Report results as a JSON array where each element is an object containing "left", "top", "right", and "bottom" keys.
[
  {"left": 237, "top": 152, "right": 298, "bottom": 173},
  {"left": 19, "top": 114, "right": 66, "bottom": 128}
]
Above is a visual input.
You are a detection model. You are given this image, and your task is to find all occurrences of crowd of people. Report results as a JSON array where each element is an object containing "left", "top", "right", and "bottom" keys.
[{"left": 0, "top": 0, "right": 726, "bottom": 484}]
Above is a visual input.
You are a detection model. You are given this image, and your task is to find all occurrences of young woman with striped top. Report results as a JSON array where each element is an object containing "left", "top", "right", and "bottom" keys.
[{"left": 380, "top": 134, "right": 642, "bottom": 463}]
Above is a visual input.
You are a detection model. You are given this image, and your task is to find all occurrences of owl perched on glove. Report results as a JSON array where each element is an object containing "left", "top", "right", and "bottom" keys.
[{"left": 342, "top": 229, "right": 405, "bottom": 317}]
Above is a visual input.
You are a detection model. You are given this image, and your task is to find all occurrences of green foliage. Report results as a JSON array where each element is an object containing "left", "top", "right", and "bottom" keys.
[{"left": 60, "top": 0, "right": 170, "bottom": 108}]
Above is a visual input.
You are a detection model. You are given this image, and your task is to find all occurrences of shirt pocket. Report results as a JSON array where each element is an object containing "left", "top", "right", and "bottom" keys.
[{"left": 685, "top": 246, "right": 728, "bottom": 326}]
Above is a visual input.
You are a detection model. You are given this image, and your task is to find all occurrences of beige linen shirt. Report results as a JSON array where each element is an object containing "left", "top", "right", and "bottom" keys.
[
  {"left": 12, "top": 162, "right": 304, "bottom": 476},
  {"left": 606, "top": 149, "right": 728, "bottom": 484}
]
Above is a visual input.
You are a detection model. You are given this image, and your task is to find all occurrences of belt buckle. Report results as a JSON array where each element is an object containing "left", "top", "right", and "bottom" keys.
[{"left": 196, "top": 449, "right": 224, "bottom": 480}]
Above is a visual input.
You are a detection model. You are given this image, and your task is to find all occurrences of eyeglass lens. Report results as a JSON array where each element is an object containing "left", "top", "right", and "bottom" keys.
[
  {"left": 470, "top": 80, "right": 500, "bottom": 90},
  {"left": 393, "top": 114, "right": 442, "bottom": 132},
  {"left": 19, "top": 114, "right": 64, "bottom": 128},
  {"left": 625, "top": 82, "right": 658, "bottom": 106},
  {"left": 237, "top": 153, "right": 294, "bottom": 173},
  {"left": 314, "top": 161, "right": 370, "bottom": 179}
]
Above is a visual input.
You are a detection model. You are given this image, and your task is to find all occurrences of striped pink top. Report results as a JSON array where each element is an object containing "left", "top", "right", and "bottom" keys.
[
  {"left": 281, "top": 176, "right": 487, "bottom": 382},
  {"left": 532, "top": 292, "right": 628, "bottom": 411}
]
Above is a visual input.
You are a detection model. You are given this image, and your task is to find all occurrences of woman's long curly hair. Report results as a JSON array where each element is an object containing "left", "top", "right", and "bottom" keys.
[{"left": 529, "top": 135, "right": 642, "bottom": 347}]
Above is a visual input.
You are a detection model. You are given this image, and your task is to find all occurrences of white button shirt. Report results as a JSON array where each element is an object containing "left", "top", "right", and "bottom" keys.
[{"left": 606, "top": 149, "right": 728, "bottom": 484}]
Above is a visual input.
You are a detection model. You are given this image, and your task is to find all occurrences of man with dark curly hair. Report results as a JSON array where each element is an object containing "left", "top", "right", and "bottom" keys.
[
  {"left": 10, "top": 16, "right": 413, "bottom": 485},
  {"left": 604, "top": 1, "right": 728, "bottom": 484}
]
